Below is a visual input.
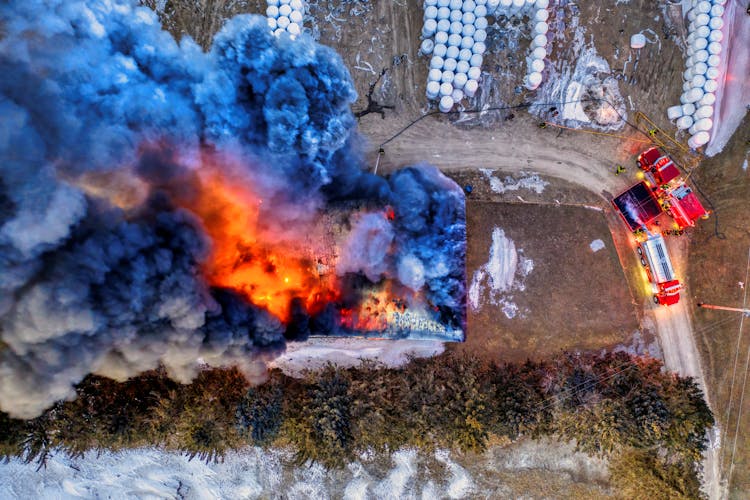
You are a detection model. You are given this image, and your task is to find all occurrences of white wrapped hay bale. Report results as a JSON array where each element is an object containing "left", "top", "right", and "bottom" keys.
[
  {"left": 688, "top": 131, "right": 710, "bottom": 148},
  {"left": 454, "top": 72, "right": 468, "bottom": 89},
  {"left": 464, "top": 79, "right": 479, "bottom": 97},
  {"left": 439, "top": 82, "right": 453, "bottom": 96},
  {"left": 630, "top": 33, "right": 646, "bottom": 49},
  {"left": 705, "top": 67, "right": 720, "bottom": 80},
  {"left": 694, "top": 105, "right": 713, "bottom": 120},
  {"left": 439, "top": 95, "right": 454, "bottom": 112},
  {"left": 421, "top": 39, "right": 435, "bottom": 55},
  {"left": 289, "top": 10, "right": 303, "bottom": 24},
  {"left": 532, "top": 34, "right": 548, "bottom": 48},
  {"left": 534, "top": 22, "right": 549, "bottom": 35},
  {"left": 422, "top": 19, "right": 438, "bottom": 37},
  {"left": 689, "top": 118, "right": 713, "bottom": 134},
  {"left": 525, "top": 71, "right": 542, "bottom": 90},
  {"left": 676, "top": 115, "right": 694, "bottom": 129},
  {"left": 698, "top": 92, "right": 716, "bottom": 106},
  {"left": 681, "top": 102, "right": 696, "bottom": 116},
  {"left": 667, "top": 105, "right": 684, "bottom": 120}
]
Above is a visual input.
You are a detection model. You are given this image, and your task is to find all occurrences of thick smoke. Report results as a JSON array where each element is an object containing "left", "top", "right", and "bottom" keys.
[{"left": 0, "top": 0, "right": 465, "bottom": 418}]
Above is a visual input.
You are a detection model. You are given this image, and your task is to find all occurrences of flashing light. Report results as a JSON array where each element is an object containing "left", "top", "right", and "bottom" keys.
[{"left": 636, "top": 171, "right": 645, "bottom": 180}]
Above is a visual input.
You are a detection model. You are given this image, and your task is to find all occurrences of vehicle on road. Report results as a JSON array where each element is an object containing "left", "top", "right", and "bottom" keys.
[{"left": 636, "top": 232, "right": 681, "bottom": 306}]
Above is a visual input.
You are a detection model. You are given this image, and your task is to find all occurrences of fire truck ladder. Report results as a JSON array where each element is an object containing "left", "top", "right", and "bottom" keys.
[
  {"left": 634, "top": 111, "right": 702, "bottom": 173},
  {"left": 697, "top": 302, "right": 750, "bottom": 316}
]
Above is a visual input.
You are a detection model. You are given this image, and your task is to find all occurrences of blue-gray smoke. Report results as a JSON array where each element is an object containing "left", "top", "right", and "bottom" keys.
[{"left": 0, "top": 0, "right": 465, "bottom": 418}]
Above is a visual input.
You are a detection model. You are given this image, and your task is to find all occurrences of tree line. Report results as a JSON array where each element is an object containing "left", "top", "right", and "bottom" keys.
[{"left": 0, "top": 351, "right": 713, "bottom": 498}]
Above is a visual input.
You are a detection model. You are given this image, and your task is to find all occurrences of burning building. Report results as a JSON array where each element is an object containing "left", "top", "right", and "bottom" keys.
[{"left": 0, "top": 1, "right": 465, "bottom": 419}]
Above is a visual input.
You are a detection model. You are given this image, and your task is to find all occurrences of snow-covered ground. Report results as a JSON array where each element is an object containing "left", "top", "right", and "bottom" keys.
[
  {"left": 589, "top": 238, "right": 605, "bottom": 252},
  {"left": 468, "top": 227, "right": 533, "bottom": 319},
  {"left": 0, "top": 439, "right": 612, "bottom": 499},
  {"left": 269, "top": 337, "right": 445, "bottom": 376},
  {"left": 0, "top": 447, "right": 476, "bottom": 500},
  {"left": 479, "top": 169, "right": 549, "bottom": 195}
]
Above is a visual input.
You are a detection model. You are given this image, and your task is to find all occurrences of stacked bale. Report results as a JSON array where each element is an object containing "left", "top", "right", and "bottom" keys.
[
  {"left": 422, "top": 0, "right": 491, "bottom": 112},
  {"left": 488, "top": 0, "right": 550, "bottom": 90},
  {"left": 421, "top": 0, "right": 551, "bottom": 112},
  {"left": 667, "top": 0, "right": 726, "bottom": 149},
  {"left": 266, "top": 0, "right": 306, "bottom": 37}
]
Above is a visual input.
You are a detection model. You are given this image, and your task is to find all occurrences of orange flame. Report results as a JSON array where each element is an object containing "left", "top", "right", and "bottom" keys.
[{"left": 179, "top": 162, "right": 336, "bottom": 323}]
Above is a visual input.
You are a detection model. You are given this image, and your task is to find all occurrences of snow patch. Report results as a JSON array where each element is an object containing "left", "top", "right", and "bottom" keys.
[
  {"left": 589, "top": 239, "right": 605, "bottom": 252},
  {"left": 269, "top": 338, "right": 445, "bottom": 377},
  {"left": 434, "top": 449, "right": 475, "bottom": 499},
  {"left": 468, "top": 228, "right": 533, "bottom": 318},
  {"left": 479, "top": 169, "right": 549, "bottom": 194}
]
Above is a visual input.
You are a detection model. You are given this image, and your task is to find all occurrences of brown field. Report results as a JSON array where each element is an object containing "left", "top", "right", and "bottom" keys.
[
  {"left": 452, "top": 200, "right": 640, "bottom": 363},
  {"left": 688, "top": 117, "right": 750, "bottom": 498}
]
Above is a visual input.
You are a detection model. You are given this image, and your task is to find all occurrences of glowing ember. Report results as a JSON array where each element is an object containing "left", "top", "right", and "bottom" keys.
[{"left": 180, "top": 164, "right": 337, "bottom": 323}]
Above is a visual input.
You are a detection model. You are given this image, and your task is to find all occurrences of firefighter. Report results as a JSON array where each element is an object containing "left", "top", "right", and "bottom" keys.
[
  {"left": 538, "top": 121, "right": 547, "bottom": 129},
  {"left": 648, "top": 128, "right": 657, "bottom": 138},
  {"left": 615, "top": 164, "right": 626, "bottom": 175}
]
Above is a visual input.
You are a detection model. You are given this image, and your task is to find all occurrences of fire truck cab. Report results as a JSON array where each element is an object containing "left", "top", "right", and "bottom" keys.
[
  {"left": 636, "top": 233, "right": 681, "bottom": 306},
  {"left": 637, "top": 147, "right": 681, "bottom": 188}
]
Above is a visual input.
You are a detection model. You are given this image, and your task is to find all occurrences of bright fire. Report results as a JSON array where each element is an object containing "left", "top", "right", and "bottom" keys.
[{"left": 182, "top": 164, "right": 336, "bottom": 322}]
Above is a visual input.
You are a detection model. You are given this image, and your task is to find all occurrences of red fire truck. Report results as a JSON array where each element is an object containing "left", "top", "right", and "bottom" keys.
[
  {"left": 636, "top": 147, "right": 709, "bottom": 229},
  {"left": 637, "top": 147, "right": 681, "bottom": 187},
  {"left": 636, "top": 232, "right": 681, "bottom": 306}
]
